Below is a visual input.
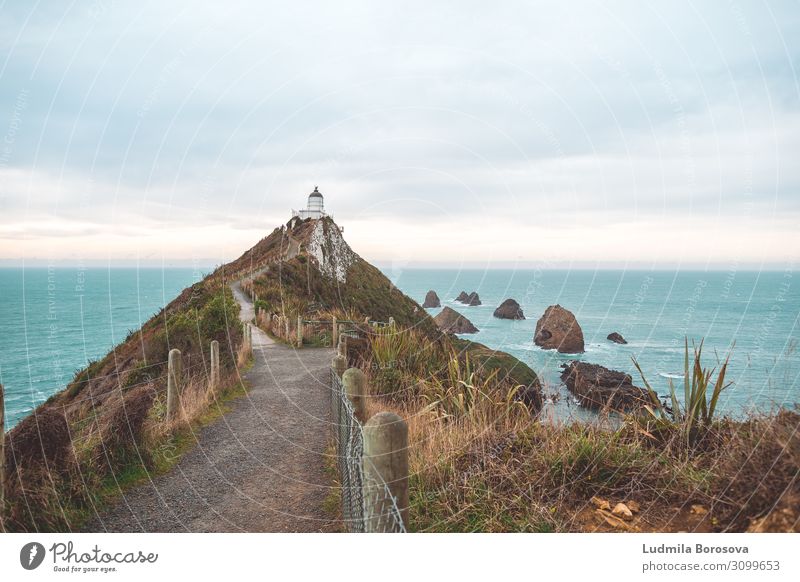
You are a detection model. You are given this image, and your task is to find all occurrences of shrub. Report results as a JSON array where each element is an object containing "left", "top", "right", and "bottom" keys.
[{"left": 633, "top": 338, "right": 731, "bottom": 449}]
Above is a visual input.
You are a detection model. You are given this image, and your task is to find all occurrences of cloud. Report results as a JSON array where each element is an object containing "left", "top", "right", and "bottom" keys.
[{"left": 1, "top": 0, "right": 798, "bottom": 265}]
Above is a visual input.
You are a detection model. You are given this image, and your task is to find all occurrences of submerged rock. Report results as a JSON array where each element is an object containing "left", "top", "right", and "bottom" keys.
[
  {"left": 434, "top": 306, "right": 479, "bottom": 334},
  {"left": 493, "top": 298, "right": 525, "bottom": 320},
  {"left": 422, "top": 290, "right": 441, "bottom": 308},
  {"left": 607, "top": 332, "right": 627, "bottom": 344},
  {"left": 560, "top": 361, "right": 651, "bottom": 412},
  {"left": 533, "top": 304, "right": 585, "bottom": 353}
]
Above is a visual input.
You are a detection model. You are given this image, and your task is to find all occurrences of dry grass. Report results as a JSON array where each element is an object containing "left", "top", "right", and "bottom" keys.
[
  {"left": 354, "top": 327, "right": 800, "bottom": 533},
  {"left": 2, "top": 366, "right": 250, "bottom": 533}
]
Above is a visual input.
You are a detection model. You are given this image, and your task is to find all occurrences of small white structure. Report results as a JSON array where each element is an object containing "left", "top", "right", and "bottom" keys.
[{"left": 292, "top": 186, "right": 327, "bottom": 220}]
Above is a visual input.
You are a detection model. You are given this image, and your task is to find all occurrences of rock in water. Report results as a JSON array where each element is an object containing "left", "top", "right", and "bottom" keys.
[
  {"left": 423, "top": 290, "right": 441, "bottom": 308},
  {"left": 456, "top": 291, "right": 470, "bottom": 303},
  {"left": 466, "top": 292, "right": 481, "bottom": 306},
  {"left": 533, "top": 304, "right": 585, "bottom": 353},
  {"left": 607, "top": 332, "right": 627, "bottom": 344},
  {"left": 493, "top": 298, "right": 525, "bottom": 319},
  {"left": 560, "top": 362, "right": 651, "bottom": 411},
  {"left": 434, "top": 306, "right": 479, "bottom": 334}
]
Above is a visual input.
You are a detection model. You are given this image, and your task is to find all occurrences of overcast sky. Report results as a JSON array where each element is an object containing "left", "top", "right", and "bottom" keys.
[{"left": 1, "top": 1, "right": 798, "bottom": 269}]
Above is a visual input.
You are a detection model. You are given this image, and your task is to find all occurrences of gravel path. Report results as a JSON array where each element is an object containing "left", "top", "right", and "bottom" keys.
[{"left": 85, "top": 283, "right": 337, "bottom": 532}]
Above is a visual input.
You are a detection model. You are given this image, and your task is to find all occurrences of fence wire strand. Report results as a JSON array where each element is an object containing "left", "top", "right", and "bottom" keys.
[{"left": 331, "top": 368, "right": 406, "bottom": 533}]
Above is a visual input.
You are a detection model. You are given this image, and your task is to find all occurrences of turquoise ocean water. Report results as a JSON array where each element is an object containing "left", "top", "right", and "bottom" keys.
[
  {"left": 0, "top": 267, "right": 202, "bottom": 428},
  {"left": 0, "top": 267, "right": 797, "bottom": 428},
  {"left": 387, "top": 268, "right": 799, "bottom": 421}
]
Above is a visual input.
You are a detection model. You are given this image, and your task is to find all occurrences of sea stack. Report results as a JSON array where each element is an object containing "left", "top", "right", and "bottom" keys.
[
  {"left": 466, "top": 292, "right": 481, "bottom": 306},
  {"left": 493, "top": 298, "right": 524, "bottom": 320},
  {"left": 533, "top": 304, "right": 584, "bottom": 353},
  {"left": 434, "top": 306, "right": 479, "bottom": 334},
  {"left": 560, "top": 362, "right": 650, "bottom": 411},
  {"left": 607, "top": 332, "right": 627, "bottom": 344},
  {"left": 455, "top": 291, "right": 470, "bottom": 303},
  {"left": 423, "top": 290, "right": 441, "bottom": 308}
]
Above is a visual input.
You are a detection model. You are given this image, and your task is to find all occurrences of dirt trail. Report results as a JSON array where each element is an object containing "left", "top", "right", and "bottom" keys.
[{"left": 85, "top": 283, "right": 337, "bottom": 532}]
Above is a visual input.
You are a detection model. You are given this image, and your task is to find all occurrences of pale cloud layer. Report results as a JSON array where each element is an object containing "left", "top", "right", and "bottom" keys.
[{"left": 1, "top": 1, "right": 798, "bottom": 267}]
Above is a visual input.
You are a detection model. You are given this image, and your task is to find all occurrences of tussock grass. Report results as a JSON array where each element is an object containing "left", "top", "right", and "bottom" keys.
[{"left": 357, "top": 331, "right": 799, "bottom": 532}]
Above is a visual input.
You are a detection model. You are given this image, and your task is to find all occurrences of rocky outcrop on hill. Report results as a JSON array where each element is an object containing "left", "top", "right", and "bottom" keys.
[
  {"left": 533, "top": 305, "right": 584, "bottom": 353},
  {"left": 560, "top": 362, "right": 651, "bottom": 411},
  {"left": 493, "top": 298, "right": 524, "bottom": 320},
  {"left": 423, "top": 290, "right": 441, "bottom": 308},
  {"left": 450, "top": 338, "right": 543, "bottom": 415},
  {"left": 306, "top": 218, "right": 357, "bottom": 283},
  {"left": 434, "top": 306, "right": 479, "bottom": 334},
  {"left": 607, "top": 332, "right": 627, "bottom": 344}
]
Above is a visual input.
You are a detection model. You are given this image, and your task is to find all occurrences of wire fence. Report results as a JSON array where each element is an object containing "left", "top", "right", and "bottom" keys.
[
  {"left": 331, "top": 368, "right": 406, "bottom": 533},
  {"left": 301, "top": 320, "right": 335, "bottom": 347}
]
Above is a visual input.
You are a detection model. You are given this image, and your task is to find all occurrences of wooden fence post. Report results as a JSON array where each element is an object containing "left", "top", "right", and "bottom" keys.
[
  {"left": 363, "top": 412, "right": 409, "bottom": 532},
  {"left": 167, "top": 348, "right": 182, "bottom": 421},
  {"left": 331, "top": 355, "right": 347, "bottom": 430},
  {"left": 297, "top": 315, "right": 303, "bottom": 348},
  {"left": 284, "top": 317, "right": 290, "bottom": 341},
  {"left": 342, "top": 368, "right": 367, "bottom": 422},
  {"left": 332, "top": 316, "right": 338, "bottom": 348},
  {"left": 209, "top": 340, "right": 220, "bottom": 392}
]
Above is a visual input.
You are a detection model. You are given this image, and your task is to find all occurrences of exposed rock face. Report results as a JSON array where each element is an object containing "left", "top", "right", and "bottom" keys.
[
  {"left": 533, "top": 305, "right": 585, "bottom": 353},
  {"left": 607, "top": 332, "right": 627, "bottom": 344},
  {"left": 306, "top": 219, "right": 357, "bottom": 283},
  {"left": 466, "top": 292, "right": 481, "bottom": 306},
  {"left": 422, "top": 290, "right": 441, "bottom": 308},
  {"left": 560, "top": 362, "right": 651, "bottom": 411},
  {"left": 456, "top": 291, "right": 470, "bottom": 303},
  {"left": 493, "top": 298, "right": 525, "bottom": 320},
  {"left": 434, "top": 306, "right": 478, "bottom": 334}
]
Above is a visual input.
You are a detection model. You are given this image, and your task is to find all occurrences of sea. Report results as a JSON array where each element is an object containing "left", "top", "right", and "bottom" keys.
[
  {"left": 0, "top": 267, "right": 203, "bottom": 429},
  {"left": 388, "top": 268, "right": 799, "bottom": 421},
  {"left": 0, "top": 266, "right": 797, "bottom": 428}
]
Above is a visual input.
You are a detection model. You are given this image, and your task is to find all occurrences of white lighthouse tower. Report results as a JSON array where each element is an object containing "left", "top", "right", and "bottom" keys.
[{"left": 292, "top": 186, "right": 327, "bottom": 220}]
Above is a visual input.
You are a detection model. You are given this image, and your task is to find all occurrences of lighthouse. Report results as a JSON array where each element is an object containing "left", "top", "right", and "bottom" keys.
[{"left": 292, "top": 186, "right": 327, "bottom": 220}]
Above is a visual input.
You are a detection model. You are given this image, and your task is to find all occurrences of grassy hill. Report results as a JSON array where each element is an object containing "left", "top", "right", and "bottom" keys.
[
  {"left": 2, "top": 271, "right": 246, "bottom": 531},
  {"left": 1, "top": 214, "right": 541, "bottom": 532}
]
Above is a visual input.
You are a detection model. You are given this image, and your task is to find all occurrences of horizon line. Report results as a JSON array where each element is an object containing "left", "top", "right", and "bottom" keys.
[{"left": 0, "top": 259, "right": 793, "bottom": 272}]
